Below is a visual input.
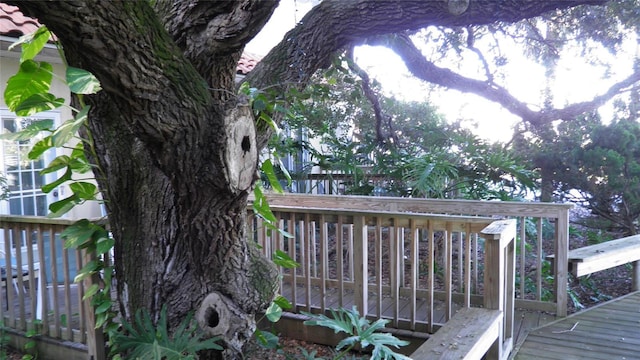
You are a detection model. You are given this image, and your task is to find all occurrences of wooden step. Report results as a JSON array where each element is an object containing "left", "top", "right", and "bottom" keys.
[{"left": 411, "top": 307, "right": 502, "bottom": 360}]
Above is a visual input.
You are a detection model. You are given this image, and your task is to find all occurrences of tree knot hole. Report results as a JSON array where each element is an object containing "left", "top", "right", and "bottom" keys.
[
  {"left": 241, "top": 136, "right": 251, "bottom": 153},
  {"left": 205, "top": 306, "right": 220, "bottom": 328}
]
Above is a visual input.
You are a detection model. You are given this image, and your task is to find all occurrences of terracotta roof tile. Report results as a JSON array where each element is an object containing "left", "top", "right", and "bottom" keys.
[
  {"left": 0, "top": 3, "right": 41, "bottom": 37},
  {"left": 0, "top": 3, "right": 261, "bottom": 74},
  {"left": 237, "top": 52, "right": 262, "bottom": 75}
]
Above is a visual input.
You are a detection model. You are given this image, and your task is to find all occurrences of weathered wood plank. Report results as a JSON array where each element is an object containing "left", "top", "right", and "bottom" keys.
[
  {"left": 411, "top": 307, "right": 502, "bottom": 360},
  {"left": 515, "top": 292, "right": 640, "bottom": 360}
]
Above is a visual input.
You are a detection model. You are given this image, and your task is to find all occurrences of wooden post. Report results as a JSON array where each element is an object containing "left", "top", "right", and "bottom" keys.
[
  {"left": 555, "top": 210, "right": 570, "bottom": 317},
  {"left": 84, "top": 249, "right": 106, "bottom": 360},
  {"left": 633, "top": 260, "right": 640, "bottom": 291},
  {"left": 481, "top": 219, "right": 516, "bottom": 360},
  {"left": 353, "top": 216, "right": 368, "bottom": 317}
]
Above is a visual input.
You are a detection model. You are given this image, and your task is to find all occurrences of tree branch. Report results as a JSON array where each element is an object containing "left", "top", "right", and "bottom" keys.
[
  {"left": 346, "top": 47, "right": 395, "bottom": 144},
  {"left": 245, "top": 0, "right": 606, "bottom": 90},
  {"left": 244, "top": 0, "right": 606, "bottom": 147},
  {"left": 378, "top": 32, "right": 640, "bottom": 127},
  {"left": 154, "top": 0, "right": 278, "bottom": 95}
]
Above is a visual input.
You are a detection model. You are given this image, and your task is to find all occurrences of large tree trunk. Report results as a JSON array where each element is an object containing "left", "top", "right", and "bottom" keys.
[{"left": 10, "top": 1, "right": 609, "bottom": 358}]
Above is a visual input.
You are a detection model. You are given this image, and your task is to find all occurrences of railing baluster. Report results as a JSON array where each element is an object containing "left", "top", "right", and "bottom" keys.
[
  {"left": 409, "top": 219, "right": 418, "bottom": 330},
  {"left": 519, "top": 217, "right": 526, "bottom": 299},
  {"left": 458, "top": 230, "right": 463, "bottom": 294},
  {"left": 61, "top": 230, "right": 73, "bottom": 340},
  {"left": 353, "top": 215, "right": 368, "bottom": 317},
  {"left": 276, "top": 217, "right": 284, "bottom": 294},
  {"left": 537, "top": 218, "right": 543, "bottom": 300},
  {"left": 337, "top": 216, "right": 344, "bottom": 308},
  {"left": 473, "top": 232, "right": 479, "bottom": 294},
  {"left": 16, "top": 225, "right": 26, "bottom": 331},
  {"left": 303, "top": 214, "right": 311, "bottom": 311},
  {"left": 427, "top": 220, "right": 435, "bottom": 333},
  {"left": 288, "top": 213, "right": 297, "bottom": 311},
  {"left": 464, "top": 224, "right": 472, "bottom": 308},
  {"left": 390, "top": 218, "right": 400, "bottom": 327},
  {"left": 444, "top": 222, "right": 453, "bottom": 321},
  {"left": 319, "top": 215, "right": 327, "bottom": 313},
  {"left": 36, "top": 224, "right": 48, "bottom": 335},
  {"left": 375, "top": 217, "right": 382, "bottom": 319}
]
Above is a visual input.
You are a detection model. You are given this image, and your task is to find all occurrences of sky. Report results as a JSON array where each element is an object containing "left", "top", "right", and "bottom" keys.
[{"left": 246, "top": 0, "right": 638, "bottom": 143}]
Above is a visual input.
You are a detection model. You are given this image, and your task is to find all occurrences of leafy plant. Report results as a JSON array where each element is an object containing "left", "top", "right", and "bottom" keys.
[
  {"left": 303, "top": 307, "right": 410, "bottom": 360},
  {"left": 254, "top": 250, "right": 297, "bottom": 350},
  {"left": 110, "top": 306, "right": 221, "bottom": 360},
  {"left": 4, "top": 26, "right": 118, "bottom": 337},
  {"left": 21, "top": 320, "right": 42, "bottom": 360}
]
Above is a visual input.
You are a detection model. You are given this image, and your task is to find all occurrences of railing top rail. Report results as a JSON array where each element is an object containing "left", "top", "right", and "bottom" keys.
[
  {"left": 0, "top": 215, "right": 107, "bottom": 226},
  {"left": 256, "top": 193, "right": 574, "bottom": 218},
  {"left": 260, "top": 204, "right": 496, "bottom": 224}
]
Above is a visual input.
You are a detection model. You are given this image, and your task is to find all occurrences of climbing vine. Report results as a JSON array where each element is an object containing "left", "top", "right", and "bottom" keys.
[{"left": 2, "top": 26, "right": 118, "bottom": 335}]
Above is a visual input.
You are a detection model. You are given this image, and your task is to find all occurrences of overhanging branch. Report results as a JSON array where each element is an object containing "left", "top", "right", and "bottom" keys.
[
  {"left": 346, "top": 47, "right": 396, "bottom": 144},
  {"left": 378, "top": 33, "right": 640, "bottom": 127}
]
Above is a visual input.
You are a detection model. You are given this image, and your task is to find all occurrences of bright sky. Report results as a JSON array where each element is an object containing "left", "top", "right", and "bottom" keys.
[{"left": 246, "top": 0, "right": 638, "bottom": 143}]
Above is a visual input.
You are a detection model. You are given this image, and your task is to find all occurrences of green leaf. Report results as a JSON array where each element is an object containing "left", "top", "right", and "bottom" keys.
[
  {"left": 40, "top": 155, "right": 71, "bottom": 175},
  {"left": 252, "top": 186, "right": 277, "bottom": 224},
  {"left": 52, "top": 105, "right": 89, "bottom": 146},
  {"left": 273, "top": 295, "right": 292, "bottom": 310},
  {"left": 69, "top": 181, "right": 97, "bottom": 200},
  {"left": 95, "top": 300, "right": 112, "bottom": 314},
  {"left": 0, "top": 119, "right": 53, "bottom": 141},
  {"left": 8, "top": 26, "right": 51, "bottom": 62},
  {"left": 66, "top": 67, "right": 102, "bottom": 94},
  {"left": 252, "top": 98, "right": 267, "bottom": 112},
  {"left": 28, "top": 136, "right": 54, "bottom": 160},
  {"left": 83, "top": 284, "right": 100, "bottom": 301},
  {"left": 62, "top": 219, "right": 102, "bottom": 249},
  {"left": 14, "top": 93, "right": 65, "bottom": 116},
  {"left": 254, "top": 329, "right": 279, "bottom": 350},
  {"left": 52, "top": 114, "right": 86, "bottom": 146},
  {"left": 47, "top": 195, "right": 80, "bottom": 218},
  {"left": 261, "top": 159, "right": 284, "bottom": 194},
  {"left": 74, "top": 259, "right": 102, "bottom": 283},
  {"left": 41, "top": 168, "right": 72, "bottom": 193},
  {"left": 95, "top": 312, "right": 109, "bottom": 329},
  {"left": 265, "top": 302, "right": 283, "bottom": 322},
  {"left": 4, "top": 60, "right": 53, "bottom": 111},
  {"left": 272, "top": 250, "right": 299, "bottom": 269},
  {"left": 95, "top": 236, "right": 115, "bottom": 256}
]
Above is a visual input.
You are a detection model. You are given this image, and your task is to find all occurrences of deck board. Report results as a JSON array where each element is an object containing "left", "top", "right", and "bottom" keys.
[{"left": 515, "top": 291, "right": 640, "bottom": 360}]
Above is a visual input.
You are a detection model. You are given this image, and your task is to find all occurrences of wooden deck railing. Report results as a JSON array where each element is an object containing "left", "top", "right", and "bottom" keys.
[
  {"left": 0, "top": 193, "right": 572, "bottom": 358},
  {"left": 0, "top": 215, "right": 102, "bottom": 357},
  {"left": 252, "top": 194, "right": 573, "bottom": 317}
]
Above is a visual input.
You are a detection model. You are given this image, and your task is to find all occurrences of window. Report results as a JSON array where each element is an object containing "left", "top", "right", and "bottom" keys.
[{"left": 0, "top": 109, "right": 60, "bottom": 216}]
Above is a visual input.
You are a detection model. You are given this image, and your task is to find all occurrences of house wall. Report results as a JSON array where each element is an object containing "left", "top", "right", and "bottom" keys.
[{"left": 1, "top": 39, "right": 102, "bottom": 219}]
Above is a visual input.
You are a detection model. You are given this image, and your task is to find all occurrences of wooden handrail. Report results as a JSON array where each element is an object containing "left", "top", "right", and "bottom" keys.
[
  {"left": 251, "top": 193, "right": 572, "bottom": 317},
  {"left": 481, "top": 219, "right": 516, "bottom": 360}
]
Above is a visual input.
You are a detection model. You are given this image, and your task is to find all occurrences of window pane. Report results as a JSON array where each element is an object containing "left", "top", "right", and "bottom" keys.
[
  {"left": 9, "top": 197, "right": 21, "bottom": 214},
  {"left": 21, "top": 172, "right": 34, "bottom": 190},
  {"left": 36, "top": 195, "right": 47, "bottom": 216},
  {"left": 23, "top": 196, "right": 35, "bottom": 215}
]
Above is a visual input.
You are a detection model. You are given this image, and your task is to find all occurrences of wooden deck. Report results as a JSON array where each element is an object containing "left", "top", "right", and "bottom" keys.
[{"left": 515, "top": 291, "right": 640, "bottom": 360}]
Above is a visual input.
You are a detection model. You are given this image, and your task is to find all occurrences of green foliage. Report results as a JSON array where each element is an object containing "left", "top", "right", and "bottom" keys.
[
  {"left": 272, "top": 57, "right": 538, "bottom": 200},
  {"left": 110, "top": 306, "right": 222, "bottom": 360},
  {"left": 517, "top": 108, "right": 640, "bottom": 234},
  {"left": 303, "top": 307, "right": 410, "bottom": 360},
  {"left": 21, "top": 320, "right": 42, "bottom": 360},
  {"left": 4, "top": 25, "right": 120, "bottom": 339}
]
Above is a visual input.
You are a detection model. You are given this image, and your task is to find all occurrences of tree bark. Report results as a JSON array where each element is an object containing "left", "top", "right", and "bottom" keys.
[{"left": 9, "top": 0, "right": 610, "bottom": 358}]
